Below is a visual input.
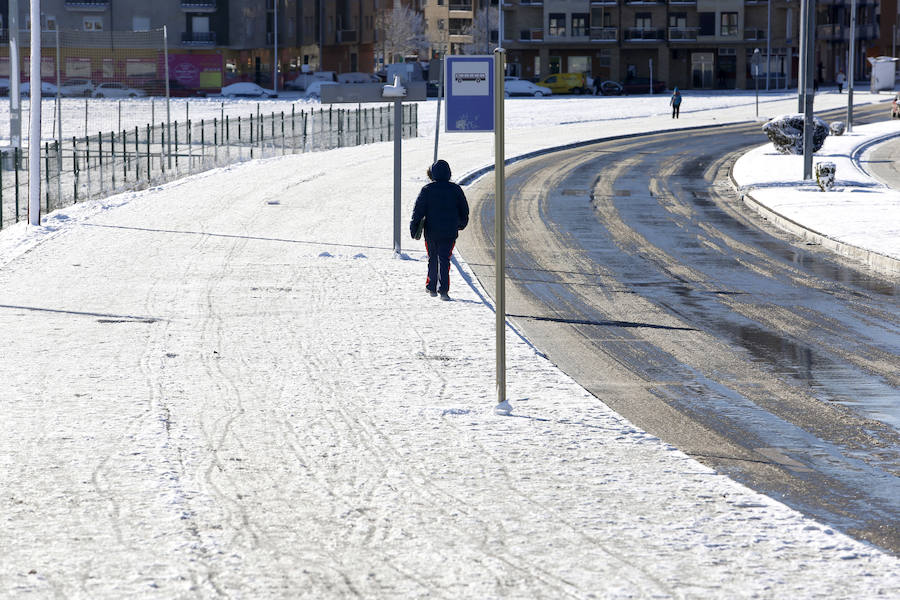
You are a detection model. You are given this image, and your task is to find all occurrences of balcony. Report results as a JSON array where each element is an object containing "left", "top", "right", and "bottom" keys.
[
  {"left": 449, "top": 2, "right": 473, "bottom": 10},
  {"left": 590, "top": 0, "right": 618, "bottom": 5},
  {"left": 818, "top": 22, "right": 878, "bottom": 41},
  {"left": 181, "top": 0, "right": 216, "bottom": 11},
  {"left": 337, "top": 29, "right": 358, "bottom": 43},
  {"left": 668, "top": 27, "right": 699, "bottom": 41},
  {"left": 519, "top": 0, "right": 543, "bottom": 6},
  {"left": 744, "top": 28, "right": 767, "bottom": 41},
  {"left": 624, "top": 0, "right": 664, "bottom": 4},
  {"left": 668, "top": 0, "right": 696, "bottom": 4},
  {"left": 181, "top": 31, "right": 216, "bottom": 46},
  {"left": 519, "top": 28, "right": 544, "bottom": 41},
  {"left": 624, "top": 27, "right": 665, "bottom": 41},
  {"left": 589, "top": 27, "right": 617, "bottom": 42},
  {"left": 65, "top": 0, "right": 110, "bottom": 11}
]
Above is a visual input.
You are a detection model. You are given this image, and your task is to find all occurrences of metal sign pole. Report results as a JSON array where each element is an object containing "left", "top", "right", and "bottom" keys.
[
  {"left": 393, "top": 99, "right": 402, "bottom": 255},
  {"left": 802, "top": 0, "right": 815, "bottom": 180},
  {"left": 28, "top": 0, "right": 42, "bottom": 226},
  {"left": 848, "top": 0, "right": 857, "bottom": 132},
  {"left": 494, "top": 48, "right": 511, "bottom": 416}
]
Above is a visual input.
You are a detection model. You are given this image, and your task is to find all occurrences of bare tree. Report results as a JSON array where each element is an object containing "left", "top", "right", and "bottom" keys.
[
  {"left": 462, "top": 5, "right": 498, "bottom": 55},
  {"left": 376, "top": 4, "right": 428, "bottom": 66}
]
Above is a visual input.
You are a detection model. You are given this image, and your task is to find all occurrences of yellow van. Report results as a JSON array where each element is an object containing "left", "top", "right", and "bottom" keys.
[{"left": 536, "top": 73, "right": 588, "bottom": 94}]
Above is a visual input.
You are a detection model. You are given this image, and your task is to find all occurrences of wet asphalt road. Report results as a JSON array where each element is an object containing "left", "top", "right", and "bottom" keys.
[{"left": 459, "top": 104, "right": 900, "bottom": 554}]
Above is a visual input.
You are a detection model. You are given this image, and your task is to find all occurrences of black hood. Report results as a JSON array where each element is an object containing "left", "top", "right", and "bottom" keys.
[{"left": 430, "top": 160, "right": 451, "bottom": 182}]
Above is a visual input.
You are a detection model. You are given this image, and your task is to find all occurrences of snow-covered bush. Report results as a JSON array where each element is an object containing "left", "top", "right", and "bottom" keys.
[
  {"left": 815, "top": 161, "right": 836, "bottom": 191},
  {"left": 830, "top": 121, "right": 846, "bottom": 136},
  {"left": 762, "top": 114, "right": 829, "bottom": 154}
]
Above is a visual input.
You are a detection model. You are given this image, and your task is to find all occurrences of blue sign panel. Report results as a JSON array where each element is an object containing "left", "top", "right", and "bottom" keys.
[{"left": 445, "top": 55, "right": 494, "bottom": 133}]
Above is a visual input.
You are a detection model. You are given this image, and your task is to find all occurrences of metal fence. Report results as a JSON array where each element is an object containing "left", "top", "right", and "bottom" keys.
[{"left": 0, "top": 102, "right": 418, "bottom": 229}]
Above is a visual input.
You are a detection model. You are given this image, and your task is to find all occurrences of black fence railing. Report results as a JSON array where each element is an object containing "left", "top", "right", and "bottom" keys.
[{"left": 0, "top": 103, "right": 418, "bottom": 229}]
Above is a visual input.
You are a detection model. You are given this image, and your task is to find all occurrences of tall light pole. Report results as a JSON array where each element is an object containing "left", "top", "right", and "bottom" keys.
[
  {"left": 9, "top": 0, "right": 21, "bottom": 150},
  {"left": 766, "top": 0, "right": 772, "bottom": 91},
  {"left": 847, "top": 0, "right": 857, "bottom": 131},
  {"left": 273, "top": 0, "right": 278, "bottom": 93},
  {"left": 801, "top": 0, "right": 815, "bottom": 181},
  {"left": 28, "top": 0, "right": 42, "bottom": 226}
]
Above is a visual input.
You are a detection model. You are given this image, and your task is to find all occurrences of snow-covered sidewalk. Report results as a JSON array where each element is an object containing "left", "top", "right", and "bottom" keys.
[
  {"left": 732, "top": 119, "right": 900, "bottom": 275},
  {"left": 1, "top": 91, "right": 898, "bottom": 598}
]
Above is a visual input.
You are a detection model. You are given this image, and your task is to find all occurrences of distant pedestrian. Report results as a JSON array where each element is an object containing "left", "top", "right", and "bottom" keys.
[
  {"left": 836, "top": 70, "right": 846, "bottom": 93},
  {"left": 670, "top": 87, "right": 682, "bottom": 119},
  {"left": 410, "top": 160, "right": 469, "bottom": 301}
]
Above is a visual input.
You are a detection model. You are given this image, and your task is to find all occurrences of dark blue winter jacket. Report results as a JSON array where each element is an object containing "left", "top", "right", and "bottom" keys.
[{"left": 410, "top": 160, "right": 469, "bottom": 240}]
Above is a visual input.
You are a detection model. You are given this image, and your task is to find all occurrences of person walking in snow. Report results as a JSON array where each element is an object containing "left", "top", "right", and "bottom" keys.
[
  {"left": 410, "top": 159, "right": 469, "bottom": 301},
  {"left": 836, "top": 70, "right": 846, "bottom": 93},
  {"left": 670, "top": 87, "right": 682, "bottom": 119}
]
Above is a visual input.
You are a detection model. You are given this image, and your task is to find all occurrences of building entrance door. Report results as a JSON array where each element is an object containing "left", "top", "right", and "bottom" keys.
[{"left": 692, "top": 52, "right": 714, "bottom": 88}]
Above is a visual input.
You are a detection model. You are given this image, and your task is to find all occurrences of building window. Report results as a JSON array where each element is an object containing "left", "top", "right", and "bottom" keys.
[
  {"left": 192, "top": 16, "right": 210, "bottom": 34},
  {"left": 698, "top": 12, "right": 715, "bottom": 36},
  {"left": 572, "top": 14, "right": 588, "bottom": 37},
  {"left": 548, "top": 13, "right": 565, "bottom": 37},
  {"left": 720, "top": 12, "right": 738, "bottom": 36},
  {"left": 635, "top": 13, "right": 651, "bottom": 29},
  {"left": 669, "top": 13, "right": 686, "bottom": 29},
  {"left": 133, "top": 17, "right": 150, "bottom": 32},
  {"left": 83, "top": 16, "right": 103, "bottom": 32},
  {"left": 45, "top": 15, "right": 57, "bottom": 31}
]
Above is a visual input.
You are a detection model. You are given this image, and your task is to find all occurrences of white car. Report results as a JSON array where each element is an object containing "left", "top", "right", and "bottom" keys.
[
  {"left": 59, "top": 78, "right": 95, "bottom": 97},
  {"left": 302, "top": 80, "right": 338, "bottom": 100},
  {"left": 221, "top": 82, "right": 278, "bottom": 98},
  {"left": 93, "top": 82, "right": 146, "bottom": 98},
  {"left": 337, "top": 72, "right": 380, "bottom": 84},
  {"left": 504, "top": 79, "right": 552, "bottom": 97},
  {"left": 20, "top": 81, "right": 59, "bottom": 97}
]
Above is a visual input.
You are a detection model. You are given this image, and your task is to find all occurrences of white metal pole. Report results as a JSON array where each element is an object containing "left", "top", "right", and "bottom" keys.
[
  {"left": 393, "top": 99, "right": 401, "bottom": 255},
  {"left": 766, "top": 0, "right": 772, "bottom": 91},
  {"left": 494, "top": 48, "right": 510, "bottom": 416},
  {"left": 848, "top": 0, "right": 856, "bottom": 131},
  {"left": 274, "top": 0, "right": 279, "bottom": 94},
  {"left": 56, "top": 26, "right": 61, "bottom": 202},
  {"left": 164, "top": 26, "right": 172, "bottom": 168},
  {"left": 649, "top": 58, "right": 654, "bottom": 94},
  {"left": 28, "top": 0, "right": 41, "bottom": 226},
  {"left": 802, "top": 0, "right": 815, "bottom": 180},
  {"left": 9, "top": 0, "right": 21, "bottom": 150}
]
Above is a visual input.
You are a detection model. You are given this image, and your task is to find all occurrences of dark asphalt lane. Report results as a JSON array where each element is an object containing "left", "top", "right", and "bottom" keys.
[{"left": 459, "top": 103, "right": 900, "bottom": 554}]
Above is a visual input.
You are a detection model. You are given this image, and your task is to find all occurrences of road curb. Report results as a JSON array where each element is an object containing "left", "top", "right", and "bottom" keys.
[{"left": 731, "top": 173, "right": 900, "bottom": 279}]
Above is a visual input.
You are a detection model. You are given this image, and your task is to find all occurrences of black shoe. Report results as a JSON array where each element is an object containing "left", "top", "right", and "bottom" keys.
[
  {"left": 426, "top": 287, "right": 437, "bottom": 297},
  {"left": 440, "top": 292, "right": 451, "bottom": 301}
]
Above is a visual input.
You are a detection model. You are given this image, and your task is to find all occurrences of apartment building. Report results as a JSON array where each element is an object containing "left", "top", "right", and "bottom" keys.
[
  {"left": 423, "top": 0, "right": 494, "bottom": 55},
  {"left": 0, "top": 0, "right": 382, "bottom": 89},
  {"left": 497, "top": 0, "right": 886, "bottom": 90}
]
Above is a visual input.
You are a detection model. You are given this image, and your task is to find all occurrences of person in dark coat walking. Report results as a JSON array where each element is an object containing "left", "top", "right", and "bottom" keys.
[
  {"left": 410, "top": 159, "right": 469, "bottom": 301},
  {"left": 670, "top": 87, "right": 682, "bottom": 118}
]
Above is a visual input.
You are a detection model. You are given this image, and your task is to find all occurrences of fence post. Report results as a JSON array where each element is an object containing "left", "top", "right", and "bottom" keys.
[
  {"left": 213, "top": 117, "right": 218, "bottom": 164},
  {"left": 44, "top": 142, "right": 50, "bottom": 213},
  {"left": 161, "top": 126, "right": 166, "bottom": 175},
  {"left": 281, "top": 111, "right": 285, "bottom": 155},
  {"left": 174, "top": 120, "right": 179, "bottom": 170},
  {"left": 226, "top": 115, "right": 231, "bottom": 161},
  {"left": 249, "top": 114, "right": 254, "bottom": 159},
  {"left": 134, "top": 126, "right": 139, "bottom": 181},
  {"left": 73, "top": 137, "right": 78, "bottom": 203},
  {"left": 110, "top": 131, "right": 116, "bottom": 191},
  {"left": 187, "top": 119, "right": 192, "bottom": 175},
  {"left": 98, "top": 132, "right": 104, "bottom": 195},
  {"left": 291, "top": 106, "right": 296, "bottom": 154},
  {"left": 122, "top": 130, "right": 127, "bottom": 184},
  {"left": 14, "top": 147, "right": 20, "bottom": 222},
  {"left": 146, "top": 124, "right": 151, "bottom": 182},
  {"left": 0, "top": 152, "right": 4, "bottom": 228},
  {"left": 86, "top": 138, "right": 92, "bottom": 201},
  {"left": 201, "top": 119, "right": 206, "bottom": 166}
]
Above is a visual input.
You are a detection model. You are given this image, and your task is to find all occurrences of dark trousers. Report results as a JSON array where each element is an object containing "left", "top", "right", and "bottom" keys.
[
  {"left": 672, "top": 105, "right": 680, "bottom": 118},
  {"left": 425, "top": 237, "right": 455, "bottom": 294}
]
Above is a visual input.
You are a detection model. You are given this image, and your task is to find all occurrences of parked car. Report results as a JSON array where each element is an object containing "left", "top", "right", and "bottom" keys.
[
  {"left": 20, "top": 81, "right": 59, "bottom": 97},
  {"left": 93, "top": 82, "right": 147, "bottom": 98},
  {"left": 302, "top": 80, "right": 338, "bottom": 100},
  {"left": 621, "top": 78, "right": 667, "bottom": 94},
  {"left": 504, "top": 79, "right": 552, "bottom": 97},
  {"left": 167, "top": 79, "right": 207, "bottom": 98},
  {"left": 598, "top": 80, "right": 625, "bottom": 96},
  {"left": 337, "top": 72, "right": 380, "bottom": 84},
  {"left": 59, "top": 78, "right": 95, "bottom": 97},
  {"left": 285, "top": 71, "right": 336, "bottom": 91},
  {"left": 221, "top": 82, "right": 277, "bottom": 98},
  {"left": 536, "top": 72, "right": 589, "bottom": 94}
]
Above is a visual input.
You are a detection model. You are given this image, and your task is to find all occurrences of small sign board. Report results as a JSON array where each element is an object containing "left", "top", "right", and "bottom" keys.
[
  {"left": 321, "top": 81, "right": 427, "bottom": 104},
  {"left": 445, "top": 55, "right": 494, "bottom": 132}
]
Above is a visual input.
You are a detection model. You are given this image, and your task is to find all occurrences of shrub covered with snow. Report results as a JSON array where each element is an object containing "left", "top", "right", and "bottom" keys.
[
  {"left": 762, "top": 113, "right": 829, "bottom": 154},
  {"left": 830, "top": 121, "right": 846, "bottom": 136},
  {"left": 815, "top": 161, "right": 836, "bottom": 191}
]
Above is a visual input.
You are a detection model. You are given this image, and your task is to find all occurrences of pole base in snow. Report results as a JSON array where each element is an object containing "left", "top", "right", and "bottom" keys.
[{"left": 494, "top": 400, "right": 512, "bottom": 416}]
